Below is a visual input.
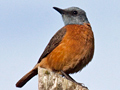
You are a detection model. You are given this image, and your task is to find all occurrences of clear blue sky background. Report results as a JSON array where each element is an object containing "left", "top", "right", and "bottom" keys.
[{"left": 0, "top": 0, "right": 120, "bottom": 90}]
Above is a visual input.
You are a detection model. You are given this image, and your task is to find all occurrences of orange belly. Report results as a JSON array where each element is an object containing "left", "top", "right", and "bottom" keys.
[{"left": 40, "top": 24, "right": 94, "bottom": 74}]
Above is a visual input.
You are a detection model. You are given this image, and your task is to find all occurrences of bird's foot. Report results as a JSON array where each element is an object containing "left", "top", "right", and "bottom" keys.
[{"left": 76, "top": 82, "right": 88, "bottom": 89}]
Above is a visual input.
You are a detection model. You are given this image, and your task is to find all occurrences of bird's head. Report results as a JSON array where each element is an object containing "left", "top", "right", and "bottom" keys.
[{"left": 53, "top": 7, "right": 89, "bottom": 25}]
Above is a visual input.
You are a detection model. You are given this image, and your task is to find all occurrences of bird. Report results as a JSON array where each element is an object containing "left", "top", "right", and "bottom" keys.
[{"left": 16, "top": 6, "right": 94, "bottom": 88}]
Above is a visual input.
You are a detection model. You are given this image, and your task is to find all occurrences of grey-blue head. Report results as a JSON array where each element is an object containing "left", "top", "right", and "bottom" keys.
[{"left": 53, "top": 7, "right": 89, "bottom": 25}]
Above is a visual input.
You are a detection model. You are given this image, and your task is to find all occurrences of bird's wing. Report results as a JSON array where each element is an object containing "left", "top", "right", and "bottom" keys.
[{"left": 37, "top": 27, "right": 66, "bottom": 63}]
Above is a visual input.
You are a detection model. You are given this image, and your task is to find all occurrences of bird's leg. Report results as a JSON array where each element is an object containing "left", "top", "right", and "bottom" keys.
[
  {"left": 61, "top": 70, "right": 76, "bottom": 82},
  {"left": 61, "top": 70, "right": 88, "bottom": 89}
]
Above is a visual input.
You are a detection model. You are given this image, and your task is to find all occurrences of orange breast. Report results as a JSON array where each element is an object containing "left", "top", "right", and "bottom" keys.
[{"left": 41, "top": 24, "right": 94, "bottom": 74}]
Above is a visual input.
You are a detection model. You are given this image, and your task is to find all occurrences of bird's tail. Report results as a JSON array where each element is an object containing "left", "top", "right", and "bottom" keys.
[{"left": 16, "top": 69, "right": 37, "bottom": 88}]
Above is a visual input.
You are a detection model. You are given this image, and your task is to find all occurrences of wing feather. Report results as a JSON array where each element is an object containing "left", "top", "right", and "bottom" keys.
[{"left": 37, "top": 27, "right": 66, "bottom": 63}]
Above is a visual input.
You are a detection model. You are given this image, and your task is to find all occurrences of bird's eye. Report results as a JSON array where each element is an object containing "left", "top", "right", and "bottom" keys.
[{"left": 73, "top": 11, "right": 78, "bottom": 15}]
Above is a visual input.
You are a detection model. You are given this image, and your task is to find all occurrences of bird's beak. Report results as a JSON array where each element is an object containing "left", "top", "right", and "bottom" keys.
[{"left": 53, "top": 7, "right": 65, "bottom": 14}]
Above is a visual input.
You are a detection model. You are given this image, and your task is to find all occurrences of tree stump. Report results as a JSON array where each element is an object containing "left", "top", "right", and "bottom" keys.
[{"left": 38, "top": 67, "right": 88, "bottom": 90}]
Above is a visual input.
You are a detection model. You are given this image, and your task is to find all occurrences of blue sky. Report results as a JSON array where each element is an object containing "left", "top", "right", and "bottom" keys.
[{"left": 0, "top": 0, "right": 120, "bottom": 90}]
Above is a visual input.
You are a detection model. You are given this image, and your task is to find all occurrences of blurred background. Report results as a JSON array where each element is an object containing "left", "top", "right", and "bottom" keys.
[{"left": 0, "top": 0, "right": 120, "bottom": 90}]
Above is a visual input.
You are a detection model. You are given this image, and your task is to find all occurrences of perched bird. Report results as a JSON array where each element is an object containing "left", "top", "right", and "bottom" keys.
[{"left": 16, "top": 7, "right": 94, "bottom": 88}]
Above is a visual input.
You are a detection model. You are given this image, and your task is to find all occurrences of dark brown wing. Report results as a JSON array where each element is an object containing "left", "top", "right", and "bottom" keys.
[
  {"left": 16, "top": 27, "right": 66, "bottom": 88},
  {"left": 37, "top": 27, "right": 66, "bottom": 63}
]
